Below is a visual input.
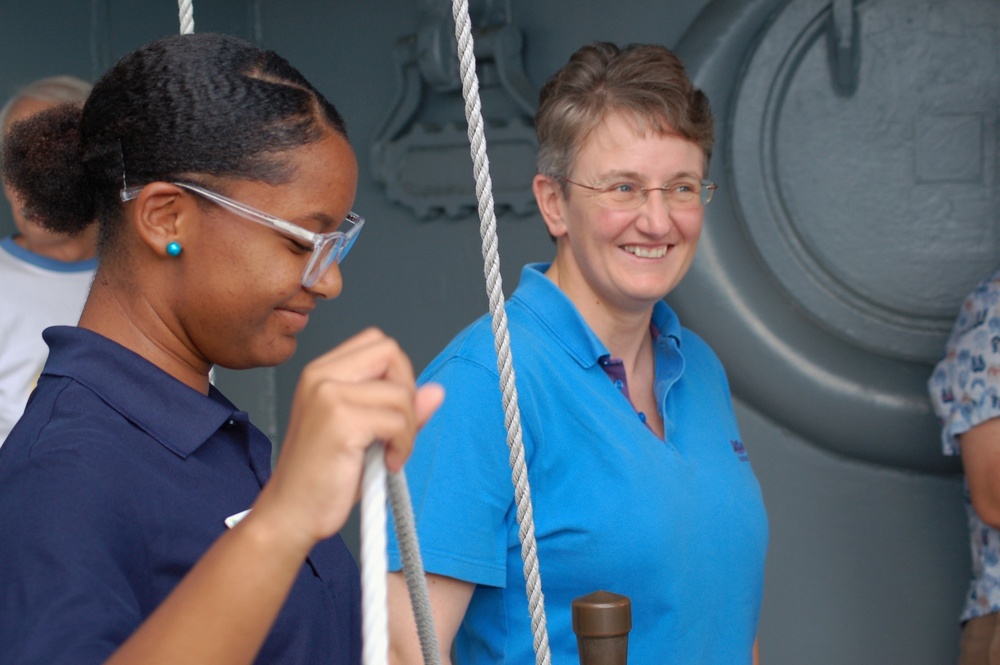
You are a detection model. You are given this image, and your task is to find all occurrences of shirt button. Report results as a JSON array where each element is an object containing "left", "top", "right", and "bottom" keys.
[
  {"left": 227, "top": 419, "right": 236, "bottom": 428},
  {"left": 614, "top": 380, "right": 624, "bottom": 390},
  {"left": 638, "top": 412, "right": 647, "bottom": 423}
]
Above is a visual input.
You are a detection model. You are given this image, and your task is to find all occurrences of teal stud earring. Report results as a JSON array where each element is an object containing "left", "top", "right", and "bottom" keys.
[{"left": 166, "top": 242, "right": 182, "bottom": 257}]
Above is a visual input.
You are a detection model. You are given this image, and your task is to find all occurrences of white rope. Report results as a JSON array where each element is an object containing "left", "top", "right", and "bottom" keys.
[
  {"left": 361, "top": 444, "right": 389, "bottom": 665},
  {"left": 387, "top": 471, "right": 443, "bottom": 665},
  {"left": 177, "top": 0, "right": 194, "bottom": 34},
  {"left": 365, "top": 458, "right": 444, "bottom": 665},
  {"left": 449, "top": 2, "right": 552, "bottom": 663}
]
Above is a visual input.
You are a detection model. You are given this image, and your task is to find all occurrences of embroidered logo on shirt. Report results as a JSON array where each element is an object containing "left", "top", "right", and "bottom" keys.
[{"left": 731, "top": 439, "right": 749, "bottom": 462}]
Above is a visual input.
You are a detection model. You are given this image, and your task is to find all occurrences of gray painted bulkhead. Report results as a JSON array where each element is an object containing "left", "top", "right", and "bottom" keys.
[{"left": 1, "top": 1, "right": 986, "bottom": 662}]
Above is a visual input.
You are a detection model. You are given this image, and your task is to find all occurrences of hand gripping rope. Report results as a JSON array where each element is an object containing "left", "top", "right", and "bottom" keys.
[{"left": 176, "top": 1, "right": 551, "bottom": 663}]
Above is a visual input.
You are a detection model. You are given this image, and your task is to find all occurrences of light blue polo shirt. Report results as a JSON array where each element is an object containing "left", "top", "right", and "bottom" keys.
[{"left": 389, "top": 263, "right": 768, "bottom": 664}]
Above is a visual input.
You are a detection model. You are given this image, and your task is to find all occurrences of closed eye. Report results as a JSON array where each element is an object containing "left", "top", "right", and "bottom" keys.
[{"left": 286, "top": 237, "right": 312, "bottom": 253}]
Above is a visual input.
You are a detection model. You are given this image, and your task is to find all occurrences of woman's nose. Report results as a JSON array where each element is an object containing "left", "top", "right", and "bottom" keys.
[{"left": 305, "top": 261, "right": 344, "bottom": 300}]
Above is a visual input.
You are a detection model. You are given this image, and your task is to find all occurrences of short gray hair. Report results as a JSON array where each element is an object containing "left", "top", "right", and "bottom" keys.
[{"left": 535, "top": 43, "right": 713, "bottom": 180}]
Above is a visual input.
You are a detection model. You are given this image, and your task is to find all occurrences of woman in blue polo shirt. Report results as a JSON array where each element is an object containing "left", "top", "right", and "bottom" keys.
[
  {"left": 387, "top": 43, "right": 768, "bottom": 664},
  {"left": 0, "top": 33, "right": 442, "bottom": 664}
]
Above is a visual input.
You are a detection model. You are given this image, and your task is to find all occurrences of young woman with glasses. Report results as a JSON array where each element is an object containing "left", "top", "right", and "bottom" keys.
[{"left": 0, "top": 32, "right": 442, "bottom": 665}]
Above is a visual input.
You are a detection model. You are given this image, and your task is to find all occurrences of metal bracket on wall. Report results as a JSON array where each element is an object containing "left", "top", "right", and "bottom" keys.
[
  {"left": 677, "top": 0, "right": 998, "bottom": 473},
  {"left": 828, "top": 0, "right": 860, "bottom": 95},
  {"left": 370, "top": 0, "right": 538, "bottom": 218}
]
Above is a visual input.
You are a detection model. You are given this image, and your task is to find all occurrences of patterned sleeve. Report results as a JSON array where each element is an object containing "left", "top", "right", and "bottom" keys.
[{"left": 928, "top": 269, "right": 1000, "bottom": 456}]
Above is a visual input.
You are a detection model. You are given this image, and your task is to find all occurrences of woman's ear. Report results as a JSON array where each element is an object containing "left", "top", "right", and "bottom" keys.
[
  {"left": 533, "top": 174, "right": 569, "bottom": 239},
  {"left": 128, "top": 182, "right": 192, "bottom": 257}
]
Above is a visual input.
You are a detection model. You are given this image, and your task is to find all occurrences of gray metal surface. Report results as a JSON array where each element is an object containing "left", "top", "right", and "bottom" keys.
[{"left": 675, "top": 0, "right": 997, "bottom": 472}]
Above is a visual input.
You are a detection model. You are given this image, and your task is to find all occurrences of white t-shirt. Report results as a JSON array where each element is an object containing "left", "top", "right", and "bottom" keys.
[{"left": 0, "top": 236, "right": 96, "bottom": 445}]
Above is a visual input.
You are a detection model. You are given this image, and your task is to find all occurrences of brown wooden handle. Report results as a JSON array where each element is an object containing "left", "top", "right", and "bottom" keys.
[{"left": 572, "top": 590, "right": 631, "bottom": 665}]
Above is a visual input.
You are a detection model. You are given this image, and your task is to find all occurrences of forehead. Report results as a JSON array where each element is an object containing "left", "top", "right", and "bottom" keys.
[
  {"left": 275, "top": 131, "right": 358, "bottom": 218},
  {"left": 216, "top": 130, "right": 359, "bottom": 232},
  {"left": 573, "top": 112, "right": 705, "bottom": 176}
]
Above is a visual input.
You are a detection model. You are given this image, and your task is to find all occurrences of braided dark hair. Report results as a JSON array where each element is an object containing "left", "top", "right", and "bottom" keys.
[{"left": 2, "top": 33, "right": 347, "bottom": 252}]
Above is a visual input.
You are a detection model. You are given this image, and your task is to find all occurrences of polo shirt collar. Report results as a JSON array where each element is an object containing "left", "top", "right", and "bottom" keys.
[
  {"left": 1, "top": 235, "right": 99, "bottom": 273},
  {"left": 513, "top": 262, "right": 684, "bottom": 368},
  {"left": 41, "top": 326, "right": 238, "bottom": 459}
]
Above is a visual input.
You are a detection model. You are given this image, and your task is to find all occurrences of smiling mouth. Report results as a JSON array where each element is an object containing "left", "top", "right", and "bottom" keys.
[{"left": 622, "top": 245, "right": 668, "bottom": 259}]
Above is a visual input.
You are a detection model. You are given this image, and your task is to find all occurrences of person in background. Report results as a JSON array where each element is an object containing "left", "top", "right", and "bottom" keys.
[
  {"left": 387, "top": 42, "right": 767, "bottom": 665},
  {"left": 0, "top": 32, "right": 442, "bottom": 664},
  {"left": 929, "top": 268, "right": 1000, "bottom": 665},
  {"left": 0, "top": 75, "right": 97, "bottom": 445}
]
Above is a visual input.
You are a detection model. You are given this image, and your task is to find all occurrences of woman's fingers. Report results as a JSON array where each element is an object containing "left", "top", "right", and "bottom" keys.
[
  {"left": 385, "top": 382, "right": 444, "bottom": 472},
  {"left": 304, "top": 328, "right": 417, "bottom": 386},
  {"left": 263, "top": 328, "right": 442, "bottom": 545},
  {"left": 414, "top": 383, "right": 446, "bottom": 427}
]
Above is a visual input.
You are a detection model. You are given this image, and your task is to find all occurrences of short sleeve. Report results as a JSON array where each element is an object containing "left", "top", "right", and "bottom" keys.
[
  {"left": 388, "top": 356, "right": 514, "bottom": 588},
  {"left": 0, "top": 449, "right": 145, "bottom": 663},
  {"left": 929, "top": 271, "right": 1000, "bottom": 456}
]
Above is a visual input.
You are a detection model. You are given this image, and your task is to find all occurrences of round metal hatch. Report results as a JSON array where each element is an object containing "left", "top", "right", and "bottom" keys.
[{"left": 672, "top": 0, "right": 999, "bottom": 472}]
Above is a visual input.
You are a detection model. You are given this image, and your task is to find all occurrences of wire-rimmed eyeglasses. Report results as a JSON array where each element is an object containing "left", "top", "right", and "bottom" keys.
[
  {"left": 121, "top": 181, "right": 364, "bottom": 288},
  {"left": 559, "top": 176, "right": 717, "bottom": 210}
]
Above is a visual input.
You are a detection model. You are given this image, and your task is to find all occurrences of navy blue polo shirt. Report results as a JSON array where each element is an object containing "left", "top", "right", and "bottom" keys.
[{"left": 0, "top": 326, "right": 361, "bottom": 664}]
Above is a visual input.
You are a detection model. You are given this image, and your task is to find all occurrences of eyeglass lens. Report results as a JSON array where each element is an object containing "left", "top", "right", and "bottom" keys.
[
  {"left": 301, "top": 229, "right": 359, "bottom": 287},
  {"left": 604, "top": 183, "right": 712, "bottom": 210}
]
